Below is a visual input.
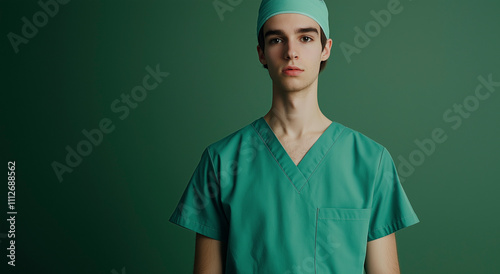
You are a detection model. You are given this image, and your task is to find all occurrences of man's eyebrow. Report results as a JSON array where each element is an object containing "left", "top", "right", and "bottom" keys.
[{"left": 264, "top": 27, "right": 319, "bottom": 38}]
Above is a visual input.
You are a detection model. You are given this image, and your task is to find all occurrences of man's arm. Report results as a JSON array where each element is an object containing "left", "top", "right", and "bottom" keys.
[
  {"left": 364, "top": 232, "right": 400, "bottom": 274},
  {"left": 193, "top": 233, "right": 227, "bottom": 274}
]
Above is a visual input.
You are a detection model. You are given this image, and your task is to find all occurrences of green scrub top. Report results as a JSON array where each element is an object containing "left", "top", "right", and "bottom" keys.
[{"left": 169, "top": 117, "right": 419, "bottom": 273}]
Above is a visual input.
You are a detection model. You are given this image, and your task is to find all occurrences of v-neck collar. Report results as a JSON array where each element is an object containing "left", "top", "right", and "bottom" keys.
[{"left": 251, "top": 116, "right": 346, "bottom": 193}]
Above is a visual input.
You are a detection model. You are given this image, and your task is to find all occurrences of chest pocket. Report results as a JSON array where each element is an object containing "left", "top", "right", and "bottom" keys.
[{"left": 315, "top": 208, "right": 371, "bottom": 274}]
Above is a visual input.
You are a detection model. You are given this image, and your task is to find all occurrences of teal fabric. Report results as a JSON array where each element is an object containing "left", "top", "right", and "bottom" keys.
[
  {"left": 257, "top": 0, "right": 330, "bottom": 39},
  {"left": 169, "top": 117, "right": 419, "bottom": 273}
]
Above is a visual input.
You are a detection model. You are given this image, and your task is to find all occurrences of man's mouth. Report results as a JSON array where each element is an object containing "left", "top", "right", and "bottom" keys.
[
  {"left": 283, "top": 66, "right": 304, "bottom": 76},
  {"left": 283, "top": 66, "right": 303, "bottom": 72}
]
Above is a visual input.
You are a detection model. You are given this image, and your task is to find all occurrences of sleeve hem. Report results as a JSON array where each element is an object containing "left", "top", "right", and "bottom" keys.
[
  {"left": 367, "top": 214, "right": 420, "bottom": 242},
  {"left": 169, "top": 214, "right": 226, "bottom": 243}
]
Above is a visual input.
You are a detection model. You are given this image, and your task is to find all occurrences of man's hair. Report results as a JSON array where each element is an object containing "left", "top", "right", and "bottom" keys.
[{"left": 258, "top": 26, "right": 329, "bottom": 74}]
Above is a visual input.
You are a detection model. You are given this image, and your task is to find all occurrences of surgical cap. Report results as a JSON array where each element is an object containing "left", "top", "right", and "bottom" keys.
[{"left": 257, "top": 0, "right": 330, "bottom": 39}]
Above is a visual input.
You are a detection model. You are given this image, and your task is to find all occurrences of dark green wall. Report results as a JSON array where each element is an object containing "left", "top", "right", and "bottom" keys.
[{"left": 2, "top": 0, "right": 499, "bottom": 273}]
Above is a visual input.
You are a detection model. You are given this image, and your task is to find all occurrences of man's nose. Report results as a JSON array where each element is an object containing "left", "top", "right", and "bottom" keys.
[{"left": 284, "top": 40, "right": 299, "bottom": 59}]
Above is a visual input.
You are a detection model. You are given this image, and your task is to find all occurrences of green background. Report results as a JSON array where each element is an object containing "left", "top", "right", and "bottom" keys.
[{"left": 1, "top": 0, "right": 499, "bottom": 273}]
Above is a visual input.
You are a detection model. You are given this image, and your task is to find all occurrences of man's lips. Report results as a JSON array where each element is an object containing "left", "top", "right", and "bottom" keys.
[
  {"left": 282, "top": 66, "right": 304, "bottom": 76},
  {"left": 282, "top": 66, "right": 303, "bottom": 72}
]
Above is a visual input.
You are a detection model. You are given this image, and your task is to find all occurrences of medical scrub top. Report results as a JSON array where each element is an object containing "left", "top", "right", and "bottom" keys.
[{"left": 169, "top": 117, "right": 420, "bottom": 273}]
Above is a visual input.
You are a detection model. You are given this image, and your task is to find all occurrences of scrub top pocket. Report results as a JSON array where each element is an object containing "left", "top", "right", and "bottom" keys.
[{"left": 315, "top": 208, "right": 371, "bottom": 274}]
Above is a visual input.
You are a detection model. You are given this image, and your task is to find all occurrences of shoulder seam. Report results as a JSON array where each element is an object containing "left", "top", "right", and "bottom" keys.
[
  {"left": 370, "top": 146, "right": 387, "bottom": 209},
  {"left": 205, "top": 146, "right": 221, "bottom": 187}
]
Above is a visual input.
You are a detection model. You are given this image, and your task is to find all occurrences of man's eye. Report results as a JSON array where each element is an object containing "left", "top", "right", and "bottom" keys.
[
  {"left": 302, "top": 36, "right": 313, "bottom": 42},
  {"left": 269, "top": 38, "right": 282, "bottom": 44}
]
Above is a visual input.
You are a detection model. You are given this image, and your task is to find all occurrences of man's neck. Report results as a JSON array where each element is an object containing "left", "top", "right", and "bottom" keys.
[{"left": 263, "top": 83, "right": 331, "bottom": 139}]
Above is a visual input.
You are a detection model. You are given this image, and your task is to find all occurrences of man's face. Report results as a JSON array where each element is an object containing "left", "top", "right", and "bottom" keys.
[{"left": 257, "top": 13, "right": 331, "bottom": 92}]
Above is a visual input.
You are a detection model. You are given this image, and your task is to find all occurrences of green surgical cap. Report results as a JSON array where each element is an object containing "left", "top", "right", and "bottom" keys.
[{"left": 257, "top": 0, "right": 330, "bottom": 39}]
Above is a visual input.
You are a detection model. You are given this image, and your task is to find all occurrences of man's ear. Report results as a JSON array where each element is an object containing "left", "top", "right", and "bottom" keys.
[
  {"left": 321, "top": 38, "right": 333, "bottom": 61},
  {"left": 257, "top": 45, "right": 267, "bottom": 66}
]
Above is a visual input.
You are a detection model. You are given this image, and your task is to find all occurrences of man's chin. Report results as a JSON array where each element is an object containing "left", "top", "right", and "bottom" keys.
[{"left": 277, "top": 81, "right": 309, "bottom": 93}]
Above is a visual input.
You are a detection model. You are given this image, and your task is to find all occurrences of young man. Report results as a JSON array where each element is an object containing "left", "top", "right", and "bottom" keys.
[{"left": 169, "top": 0, "right": 419, "bottom": 273}]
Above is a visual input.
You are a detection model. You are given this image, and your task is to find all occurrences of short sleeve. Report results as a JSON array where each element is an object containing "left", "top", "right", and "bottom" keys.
[
  {"left": 168, "top": 147, "right": 229, "bottom": 242},
  {"left": 367, "top": 147, "right": 420, "bottom": 241}
]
